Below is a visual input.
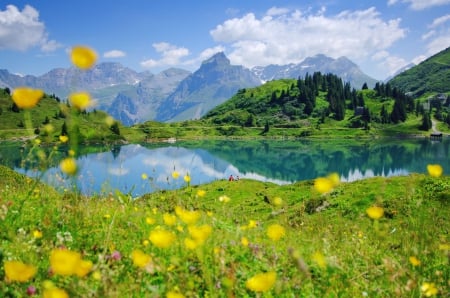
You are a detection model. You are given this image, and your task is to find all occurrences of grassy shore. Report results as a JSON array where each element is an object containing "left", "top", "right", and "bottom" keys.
[{"left": 0, "top": 164, "right": 448, "bottom": 297}]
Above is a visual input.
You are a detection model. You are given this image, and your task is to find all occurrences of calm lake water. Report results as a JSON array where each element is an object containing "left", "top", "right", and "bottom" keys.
[{"left": 0, "top": 138, "right": 448, "bottom": 197}]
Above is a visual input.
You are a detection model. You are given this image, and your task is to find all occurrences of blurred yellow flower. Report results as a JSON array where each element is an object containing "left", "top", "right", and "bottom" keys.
[
  {"left": 12, "top": 87, "right": 44, "bottom": 109},
  {"left": 439, "top": 243, "right": 450, "bottom": 250},
  {"left": 142, "top": 240, "right": 149, "bottom": 246},
  {"left": 70, "top": 45, "right": 97, "bottom": 69},
  {"left": 146, "top": 217, "right": 156, "bottom": 225},
  {"left": 60, "top": 157, "right": 77, "bottom": 175},
  {"left": 163, "top": 213, "right": 177, "bottom": 226},
  {"left": 421, "top": 282, "right": 438, "bottom": 297},
  {"left": 104, "top": 214, "right": 111, "bottom": 219},
  {"left": 188, "top": 225, "right": 212, "bottom": 244},
  {"left": 314, "top": 173, "right": 340, "bottom": 194},
  {"left": 4, "top": 260, "right": 37, "bottom": 282},
  {"left": 184, "top": 174, "right": 191, "bottom": 183},
  {"left": 141, "top": 173, "right": 148, "bottom": 180},
  {"left": 245, "top": 271, "right": 276, "bottom": 292},
  {"left": 69, "top": 91, "right": 92, "bottom": 110},
  {"left": 409, "top": 256, "right": 421, "bottom": 266},
  {"left": 267, "top": 223, "right": 286, "bottom": 241},
  {"left": 59, "top": 135, "right": 69, "bottom": 143},
  {"left": 131, "top": 249, "right": 151, "bottom": 268},
  {"left": 241, "top": 237, "right": 249, "bottom": 247},
  {"left": 172, "top": 171, "right": 180, "bottom": 179},
  {"left": 75, "top": 259, "right": 93, "bottom": 277},
  {"left": 149, "top": 229, "right": 176, "bottom": 248},
  {"left": 92, "top": 270, "right": 102, "bottom": 281},
  {"left": 196, "top": 189, "right": 206, "bottom": 197},
  {"left": 50, "top": 249, "right": 82, "bottom": 276},
  {"left": 366, "top": 206, "right": 384, "bottom": 220},
  {"left": 33, "top": 229, "right": 43, "bottom": 239},
  {"left": 312, "top": 251, "right": 327, "bottom": 269},
  {"left": 184, "top": 237, "right": 198, "bottom": 250},
  {"left": 105, "top": 115, "right": 115, "bottom": 126},
  {"left": 175, "top": 206, "right": 201, "bottom": 225},
  {"left": 427, "top": 164, "right": 443, "bottom": 178},
  {"left": 43, "top": 287, "right": 69, "bottom": 298},
  {"left": 219, "top": 195, "right": 230, "bottom": 203},
  {"left": 273, "top": 197, "right": 283, "bottom": 206},
  {"left": 166, "top": 291, "right": 185, "bottom": 298}
]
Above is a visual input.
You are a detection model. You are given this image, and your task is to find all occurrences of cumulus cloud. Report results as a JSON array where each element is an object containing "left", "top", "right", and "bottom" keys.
[
  {"left": 423, "top": 14, "right": 450, "bottom": 56},
  {"left": 389, "top": 0, "right": 450, "bottom": 10},
  {"left": 210, "top": 6, "right": 406, "bottom": 73},
  {"left": 103, "top": 50, "right": 126, "bottom": 58},
  {"left": 429, "top": 14, "right": 450, "bottom": 28},
  {"left": 140, "top": 42, "right": 189, "bottom": 68},
  {"left": 0, "top": 4, "right": 60, "bottom": 51}
]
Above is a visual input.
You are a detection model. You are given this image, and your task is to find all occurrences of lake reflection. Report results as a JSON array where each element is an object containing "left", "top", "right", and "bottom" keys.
[{"left": 1, "top": 138, "right": 449, "bottom": 196}]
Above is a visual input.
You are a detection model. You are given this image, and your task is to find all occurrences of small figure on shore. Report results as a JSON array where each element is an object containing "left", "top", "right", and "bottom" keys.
[
  {"left": 228, "top": 175, "right": 234, "bottom": 181},
  {"left": 236, "top": 175, "right": 240, "bottom": 181}
]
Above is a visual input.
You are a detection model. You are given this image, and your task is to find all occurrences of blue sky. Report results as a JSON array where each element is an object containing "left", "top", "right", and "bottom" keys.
[{"left": 0, "top": 0, "right": 449, "bottom": 80}]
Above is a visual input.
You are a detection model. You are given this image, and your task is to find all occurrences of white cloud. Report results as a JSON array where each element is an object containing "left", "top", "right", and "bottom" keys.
[
  {"left": 390, "top": 0, "right": 450, "bottom": 10},
  {"left": 210, "top": 7, "right": 406, "bottom": 71},
  {"left": 422, "top": 30, "right": 436, "bottom": 40},
  {"left": 429, "top": 14, "right": 450, "bottom": 28},
  {"left": 140, "top": 42, "right": 190, "bottom": 69},
  {"left": 104, "top": 50, "right": 126, "bottom": 58},
  {"left": 0, "top": 4, "right": 60, "bottom": 51},
  {"left": 426, "top": 34, "right": 450, "bottom": 55}
]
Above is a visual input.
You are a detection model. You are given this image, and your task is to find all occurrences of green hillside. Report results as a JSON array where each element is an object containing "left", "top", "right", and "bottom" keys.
[
  {"left": 0, "top": 88, "right": 124, "bottom": 143},
  {"left": 389, "top": 47, "right": 450, "bottom": 97}
]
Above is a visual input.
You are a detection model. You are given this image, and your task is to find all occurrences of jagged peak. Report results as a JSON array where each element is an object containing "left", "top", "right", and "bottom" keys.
[{"left": 201, "top": 52, "right": 230, "bottom": 66}]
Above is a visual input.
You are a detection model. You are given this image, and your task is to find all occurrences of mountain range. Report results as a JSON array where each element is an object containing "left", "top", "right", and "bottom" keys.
[{"left": 0, "top": 53, "right": 378, "bottom": 125}]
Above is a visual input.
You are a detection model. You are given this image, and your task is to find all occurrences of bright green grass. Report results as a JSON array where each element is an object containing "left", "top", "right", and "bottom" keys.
[{"left": 0, "top": 165, "right": 448, "bottom": 297}]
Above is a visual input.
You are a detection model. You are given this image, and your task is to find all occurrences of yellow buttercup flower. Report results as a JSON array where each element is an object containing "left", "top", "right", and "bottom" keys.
[
  {"left": 219, "top": 195, "right": 230, "bottom": 203},
  {"left": 70, "top": 45, "right": 97, "bottom": 69},
  {"left": 69, "top": 91, "right": 92, "bottom": 110},
  {"left": 33, "top": 229, "right": 43, "bottom": 239},
  {"left": 273, "top": 197, "right": 283, "bottom": 206},
  {"left": 75, "top": 259, "right": 93, "bottom": 277},
  {"left": 163, "top": 213, "right": 177, "bottom": 226},
  {"left": 4, "top": 260, "right": 37, "bottom": 282},
  {"left": 175, "top": 206, "right": 201, "bottom": 225},
  {"left": 188, "top": 225, "right": 212, "bottom": 244},
  {"left": 141, "top": 173, "right": 148, "bottom": 180},
  {"left": 59, "top": 135, "right": 69, "bottom": 143},
  {"left": 409, "top": 256, "right": 421, "bottom": 266},
  {"left": 43, "top": 287, "right": 69, "bottom": 298},
  {"left": 60, "top": 157, "right": 77, "bottom": 175},
  {"left": 146, "top": 217, "right": 156, "bottom": 225},
  {"left": 267, "top": 223, "right": 286, "bottom": 241},
  {"left": 421, "top": 282, "right": 438, "bottom": 297},
  {"left": 314, "top": 172, "right": 340, "bottom": 194},
  {"left": 366, "top": 206, "right": 384, "bottom": 220},
  {"left": 131, "top": 249, "right": 152, "bottom": 268},
  {"left": 245, "top": 271, "right": 276, "bottom": 292},
  {"left": 50, "top": 249, "right": 82, "bottom": 276},
  {"left": 149, "top": 228, "right": 176, "bottom": 249},
  {"left": 12, "top": 87, "right": 44, "bottom": 109},
  {"left": 172, "top": 171, "right": 180, "bottom": 179},
  {"left": 166, "top": 291, "right": 185, "bottom": 298},
  {"left": 241, "top": 237, "right": 249, "bottom": 247},
  {"left": 312, "top": 251, "right": 327, "bottom": 269},
  {"left": 184, "top": 237, "right": 198, "bottom": 250},
  {"left": 196, "top": 189, "right": 206, "bottom": 197},
  {"left": 427, "top": 164, "right": 443, "bottom": 178},
  {"left": 184, "top": 174, "right": 191, "bottom": 183}
]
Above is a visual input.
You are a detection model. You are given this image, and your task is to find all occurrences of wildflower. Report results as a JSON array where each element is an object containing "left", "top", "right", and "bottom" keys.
[
  {"left": 241, "top": 237, "right": 249, "bottom": 247},
  {"left": 75, "top": 259, "right": 93, "bottom": 277},
  {"left": 34, "top": 138, "right": 41, "bottom": 145},
  {"left": 172, "top": 171, "right": 180, "bottom": 179},
  {"left": 142, "top": 240, "right": 149, "bottom": 246},
  {"left": 219, "top": 195, "right": 230, "bottom": 203},
  {"left": 273, "top": 197, "right": 283, "bottom": 206},
  {"left": 50, "top": 249, "right": 82, "bottom": 276},
  {"left": 247, "top": 220, "right": 257, "bottom": 228},
  {"left": 69, "top": 91, "right": 92, "bottom": 110},
  {"left": 163, "top": 213, "right": 177, "bottom": 226},
  {"left": 427, "top": 164, "right": 443, "bottom": 178},
  {"left": 60, "top": 157, "right": 77, "bottom": 175},
  {"left": 184, "top": 174, "right": 191, "bottom": 183},
  {"left": 312, "top": 251, "right": 327, "bottom": 269},
  {"left": 27, "top": 285, "right": 37, "bottom": 296},
  {"left": 175, "top": 206, "right": 201, "bottom": 225},
  {"left": 131, "top": 249, "right": 151, "bottom": 268},
  {"left": 245, "top": 271, "right": 276, "bottom": 292},
  {"left": 59, "top": 135, "right": 69, "bottom": 143},
  {"left": 439, "top": 243, "right": 450, "bottom": 250},
  {"left": 44, "top": 124, "right": 54, "bottom": 134},
  {"left": 409, "top": 256, "right": 421, "bottom": 266},
  {"left": 314, "top": 172, "right": 340, "bottom": 194},
  {"left": 43, "top": 287, "right": 69, "bottom": 298},
  {"left": 146, "top": 217, "right": 156, "bottom": 225},
  {"left": 33, "top": 229, "right": 43, "bottom": 239},
  {"left": 149, "top": 228, "right": 176, "bottom": 248},
  {"left": 105, "top": 116, "right": 115, "bottom": 126},
  {"left": 188, "top": 225, "right": 212, "bottom": 245},
  {"left": 104, "top": 214, "right": 111, "bottom": 219},
  {"left": 4, "top": 260, "right": 37, "bottom": 282},
  {"left": 166, "top": 291, "right": 185, "bottom": 298},
  {"left": 197, "top": 189, "right": 206, "bottom": 197},
  {"left": 421, "top": 282, "right": 438, "bottom": 297},
  {"left": 92, "top": 270, "right": 102, "bottom": 281},
  {"left": 184, "top": 237, "right": 198, "bottom": 250},
  {"left": 111, "top": 250, "right": 122, "bottom": 261},
  {"left": 267, "top": 224, "right": 286, "bottom": 241},
  {"left": 70, "top": 45, "right": 97, "bottom": 69},
  {"left": 366, "top": 206, "right": 384, "bottom": 220},
  {"left": 12, "top": 87, "right": 44, "bottom": 109},
  {"left": 141, "top": 173, "right": 148, "bottom": 180}
]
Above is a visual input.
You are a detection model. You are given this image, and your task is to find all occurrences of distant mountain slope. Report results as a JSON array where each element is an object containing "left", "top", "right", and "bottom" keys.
[
  {"left": 251, "top": 54, "right": 377, "bottom": 89},
  {"left": 388, "top": 47, "right": 450, "bottom": 96},
  {"left": 155, "top": 52, "right": 261, "bottom": 122}
]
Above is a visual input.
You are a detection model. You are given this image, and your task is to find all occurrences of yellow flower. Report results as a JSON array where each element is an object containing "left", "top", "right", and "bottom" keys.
[
  {"left": 245, "top": 271, "right": 276, "bottom": 292},
  {"left": 75, "top": 259, "right": 93, "bottom": 277},
  {"left": 105, "top": 115, "right": 115, "bottom": 126},
  {"left": 166, "top": 291, "right": 185, "bottom": 298},
  {"left": 409, "top": 256, "right": 421, "bottom": 266},
  {"left": 427, "top": 164, "right": 443, "bottom": 178},
  {"left": 69, "top": 91, "right": 92, "bottom": 110},
  {"left": 43, "top": 287, "right": 69, "bottom": 298},
  {"left": 188, "top": 225, "right": 212, "bottom": 244},
  {"left": 439, "top": 243, "right": 450, "bottom": 250},
  {"left": 366, "top": 206, "right": 384, "bottom": 220},
  {"left": 59, "top": 135, "right": 69, "bottom": 143},
  {"left": 267, "top": 224, "right": 286, "bottom": 241},
  {"left": 70, "top": 45, "right": 97, "bottom": 69},
  {"left": 219, "top": 195, "right": 230, "bottom": 203},
  {"left": 241, "top": 237, "right": 249, "bottom": 247},
  {"left": 131, "top": 249, "right": 152, "bottom": 268},
  {"left": 92, "top": 270, "right": 102, "bottom": 281},
  {"left": 142, "top": 239, "right": 149, "bottom": 246},
  {"left": 149, "top": 229, "right": 176, "bottom": 248},
  {"left": 172, "top": 171, "right": 180, "bottom": 179},
  {"left": 312, "top": 251, "right": 327, "bottom": 269},
  {"left": 421, "top": 282, "right": 438, "bottom": 297},
  {"left": 4, "top": 260, "right": 37, "bottom": 282},
  {"left": 60, "top": 157, "right": 77, "bottom": 175},
  {"left": 184, "top": 174, "right": 191, "bottom": 183},
  {"left": 163, "top": 213, "right": 177, "bottom": 226},
  {"left": 50, "top": 249, "right": 82, "bottom": 276},
  {"left": 314, "top": 172, "right": 340, "bottom": 194},
  {"left": 104, "top": 214, "right": 111, "bottom": 219},
  {"left": 33, "top": 229, "right": 43, "bottom": 239},
  {"left": 12, "top": 87, "right": 44, "bottom": 109},
  {"left": 146, "top": 217, "right": 156, "bottom": 225},
  {"left": 196, "top": 189, "right": 206, "bottom": 197},
  {"left": 175, "top": 206, "right": 201, "bottom": 225},
  {"left": 273, "top": 197, "right": 283, "bottom": 206},
  {"left": 141, "top": 173, "right": 148, "bottom": 180},
  {"left": 184, "top": 237, "right": 198, "bottom": 250}
]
